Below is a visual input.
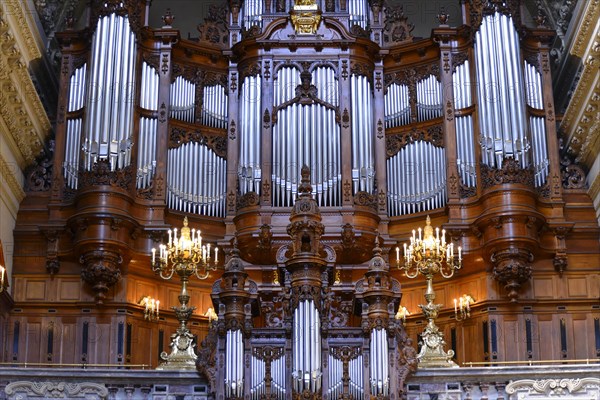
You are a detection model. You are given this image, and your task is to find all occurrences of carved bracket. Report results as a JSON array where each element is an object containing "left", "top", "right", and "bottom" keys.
[
  {"left": 491, "top": 247, "right": 533, "bottom": 302},
  {"left": 80, "top": 249, "right": 123, "bottom": 304}
]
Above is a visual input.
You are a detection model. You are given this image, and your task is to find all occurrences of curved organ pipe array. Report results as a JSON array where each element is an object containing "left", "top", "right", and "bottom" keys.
[
  {"left": 348, "top": 0, "right": 369, "bottom": 29},
  {"left": 250, "top": 352, "right": 286, "bottom": 400},
  {"left": 239, "top": 75, "right": 262, "bottom": 195},
  {"left": 137, "top": 61, "right": 159, "bottom": 189},
  {"left": 453, "top": 60, "right": 477, "bottom": 187},
  {"left": 327, "top": 352, "right": 363, "bottom": 400},
  {"left": 385, "top": 83, "right": 411, "bottom": 128},
  {"left": 351, "top": 74, "right": 374, "bottom": 194},
  {"left": 170, "top": 76, "right": 196, "bottom": 123},
  {"left": 202, "top": 85, "right": 228, "bottom": 129},
  {"left": 293, "top": 300, "right": 321, "bottom": 393},
  {"left": 167, "top": 142, "right": 226, "bottom": 217},
  {"left": 225, "top": 329, "right": 244, "bottom": 398},
  {"left": 475, "top": 13, "right": 529, "bottom": 169},
  {"left": 64, "top": 64, "right": 87, "bottom": 189},
  {"left": 524, "top": 62, "right": 549, "bottom": 187},
  {"left": 387, "top": 141, "right": 446, "bottom": 216},
  {"left": 370, "top": 328, "right": 389, "bottom": 396},
  {"left": 416, "top": 75, "right": 443, "bottom": 122},
  {"left": 83, "top": 13, "right": 136, "bottom": 171},
  {"left": 242, "top": 0, "right": 263, "bottom": 29},
  {"left": 272, "top": 67, "right": 341, "bottom": 207}
]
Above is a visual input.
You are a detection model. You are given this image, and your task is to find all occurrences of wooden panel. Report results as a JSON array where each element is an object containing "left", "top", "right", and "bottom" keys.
[
  {"left": 57, "top": 322, "right": 77, "bottom": 364},
  {"left": 25, "top": 321, "right": 42, "bottom": 363},
  {"left": 25, "top": 280, "right": 47, "bottom": 301},
  {"left": 134, "top": 280, "right": 159, "bottom": 304},
  {"left": 537, "top": 319, "right": 555, "bottom": 360},
  {"left": 131, "top": 324, "right": 154, "bottom": 366},
  {"left": 572, "top": 316, "right": 589, "bottom": 359},
  {"left": 502, "top": 319, "right": 520, "bottom": 361},
  {"left": 567, "top": 277, "right": 588, "bottom": 297},
  {"left": 532, "top": 278, "right": 554, "bottom": 298},
  {"left": 58, "top": 279, "right": 82, "bottom": 301}
]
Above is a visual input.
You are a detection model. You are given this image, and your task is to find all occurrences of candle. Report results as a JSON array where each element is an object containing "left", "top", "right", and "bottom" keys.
[
  {"left": 458, "top": 246, "right": 462, "bottom": 261},
  {"left": 396, "top": 247, "right": 400, "bottom": 263},
  {"left": 156, "top": 300, "right": 160, "bottom": 316},
  {"left": 454, "top": 298, "right": 457, "bottom": 314},
  {"left": 168, "top": 229, "right": 172, "bottom": 246},
  {"left": 418, "top": 228, "right": 422, "bottom": 241},
  {"left": 214, "top": 247, "right": 219, "bottom": 263},
  {"left": 1, "top": 265, "right": 5, "bottom": 286},
  {"left": 151, "top": 248, "right": 156, "bottom": 263}
]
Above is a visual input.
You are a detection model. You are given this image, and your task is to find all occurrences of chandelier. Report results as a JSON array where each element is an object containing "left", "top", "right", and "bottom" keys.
[
  {"left": 398, "top": 216, "right": 462, "bottom": 368},
  {"left": 151, "top": 216, "right": 218, "bottom": 370}
]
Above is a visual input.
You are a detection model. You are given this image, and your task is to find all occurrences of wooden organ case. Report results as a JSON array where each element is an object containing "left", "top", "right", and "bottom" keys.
[{"left": 8, "top": 0, "right": 600, "bottom": 394}]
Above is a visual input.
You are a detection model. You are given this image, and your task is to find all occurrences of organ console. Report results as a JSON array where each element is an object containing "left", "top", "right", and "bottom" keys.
[{"left": 24, "top": 0, "right": 593, "bottom": 395}]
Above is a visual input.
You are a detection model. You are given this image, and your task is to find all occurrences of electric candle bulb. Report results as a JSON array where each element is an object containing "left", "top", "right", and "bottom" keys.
[
  {"left": 396, "top": 247, "right": 400, "bottom": 263},
  {"left": 151, "top": 248, "right": 156, "bottom": 263},
  {"left": 214, "top": 247, "right": 218, "bottom": 263}
]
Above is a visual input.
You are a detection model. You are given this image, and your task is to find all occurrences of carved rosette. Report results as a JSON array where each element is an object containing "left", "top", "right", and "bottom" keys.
[
  {"left": 80, "top": 249, "right": 123, "bottom": 304},
  {"left": 491, "top": 247, "right": 533, "bottom": 302}
]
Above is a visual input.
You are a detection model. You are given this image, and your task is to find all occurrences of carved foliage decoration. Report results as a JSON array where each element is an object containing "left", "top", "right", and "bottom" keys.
[
  {"left": 386, "top": 124, "right": 443, "bottom": 157},
  {"left": 5, "top": 381, "right": 109, "bottom": 398},
  {"left": 468, "top": 0, "right": 521, "bottom": 34},
  {"left": 78, "top": 159, "right": 134, "bottom": 191},
  {"left": 506, "top": 378, "right": 600, "bottom": 398},
  {"left": 237, "top": 191, "right": 260, "bottom": 209},
  {"left": 480, "top": 158, "right": 534, "bottom": 188},
  {"left": 90, "top": 0, "right": 144, "bottom": 34},
  {"left": 197, "top": 4, "right": 229, "bottom": 47},
  {"left": 383, "top": 5, "right": 414, "bottom": 45},
  {"left": 196, "top": 324, "right": 218, "bottom": 391},
  {"left": 353, "top": 191, "right": 378, "bottom": 210},
  {"left": 26, "top": 139, "right": 55, "bottom": 192},
  {"left": 169, "top": 127, "right": 227, "bottom": 158},
  {"left": 395, "top": 325, "right": 418, "bottom": 395}
]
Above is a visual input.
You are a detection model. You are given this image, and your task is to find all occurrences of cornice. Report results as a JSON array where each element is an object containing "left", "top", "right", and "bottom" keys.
[
  {"left": 570, "top": 0, "right": 600, "bottom": 58},
  {"left": 0, "top": 11, "right": 51, "bottom": 166},
  {"left": 561, "top": 25, "right": 600, "bottom": 167},
  {"left": 0, "top": 152, "right": 26, "bottom": 206},
  {"left": 0, "top": 0, "right": 42, "bottom": 62}
]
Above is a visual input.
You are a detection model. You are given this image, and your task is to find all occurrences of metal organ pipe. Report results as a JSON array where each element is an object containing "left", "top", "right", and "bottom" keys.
[
  {"left": 239, "top": 75, "right": 262, "bottom": 195},
  {"left": 202, "top": 85, "right": 228, "bottom": 129},
  {"left": 167, "top": 142, "right": 226, "bottom": 217},
  {"left": 453, "top": 61, "right": 476, "bottom": 188},
  {"left": 475, "top": 13, "right": 529, "bottom": 169},
  {"left": 272, "top": 67, "right": 341, "bottom": 207},
  {"left": 242, "top": 0, "right": 263, "bottom": 29},
  {"left": 293, "top": 300, "right": 321, "bottom": 393},
  {"left": 64, "top": 64, "right": 87, "bottom": 189},
  {"left": 524, "top": 62, "right": 548, "bottom": 186},
  {"left": 349, "top": 0, "right": 369, "bottom": 29},
  {"left": 351, "top": 74, "right": 374, "bottom": 194},
  {"left": 137, "top": 62, "right": 159, "bottom": 189},
  {"left": 384, "top": 83, "right": 410, "bottom": 128},
  {"left": 83, "top": 14, "right": 136, "bottom": 171},
  {"left": 225, "top": 329, "right": 244, "bottom": 398},
  {"left": 169, "top": 76, "right": 196, "bottom": 123},
  {"left": 416, "top": 75, "right": 442, "bottom": 122},
  {"left": 386, "top": 141, "right": 446, "bottom": 216}
]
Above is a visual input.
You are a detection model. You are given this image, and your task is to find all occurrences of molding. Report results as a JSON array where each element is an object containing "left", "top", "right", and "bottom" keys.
[
  {"left": 570, "top": 0, "right": 600, "bottom": 58},
  {"left": 0, "top": 0, "right": 42, "bottom": 62},
  {"left": 506, "top": 378, "right": 600, "bottom": 397},
  {"left": 0, "top": 152, "right": 26, "bottom": 204},
  {"left": 561, "top": 23, "right": 600, "bottom": 167},
  {"left": 0, "top": 10, "right": 51, "bottom": 166}
]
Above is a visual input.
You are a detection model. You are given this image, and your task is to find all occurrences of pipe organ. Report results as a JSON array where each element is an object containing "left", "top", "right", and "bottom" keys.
[
  {"left": 64, "top": 64, "right": 87, "bottom": 189},
  {"left": 43, "top": 0, "right": 588, "bottom": 395},
  {"left": 351, "top": 74, "right": 374, "bottom": 194},
  {"left": 239, "top": 75, "right": 263, "bottom": 196},
  {"left": 272, "top": 66, "right": 341, "bottom": 206},
  {"left": 475, "top": 13, "right": 529, "bottom": 170},
  {"left": 82, "top": 13, "right": 136, "bottom": 172}
]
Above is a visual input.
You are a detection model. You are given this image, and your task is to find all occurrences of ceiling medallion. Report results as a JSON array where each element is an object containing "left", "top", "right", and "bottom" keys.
[{"left": 290, "top": 0, "right": 322, "bottom": 34}]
